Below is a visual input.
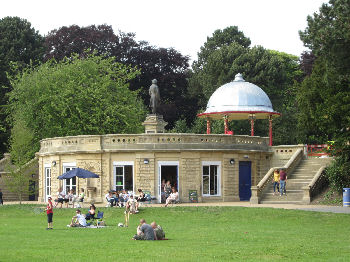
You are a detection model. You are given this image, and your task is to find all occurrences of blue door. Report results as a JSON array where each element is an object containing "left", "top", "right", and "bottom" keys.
[{"left": 239, "top": 161, "right": 251, "bottom": 201}]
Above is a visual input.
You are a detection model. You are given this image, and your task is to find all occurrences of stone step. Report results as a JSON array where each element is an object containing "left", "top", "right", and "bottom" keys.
[{"left": 260, "top": 200, "right": 304, "bottom": 204}]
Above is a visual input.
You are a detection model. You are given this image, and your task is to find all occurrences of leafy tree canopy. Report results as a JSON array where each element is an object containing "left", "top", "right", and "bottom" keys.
[
  {"left": 298, "top": 0, "right": 350, "bottom": 191},
  {"left": 0, "top": 16, "right": 45, "bottom": 156},
  {"left": 44, "top": 24, "right": 193, "bottom": 128},
  {"left": 8, "top": 53, "right": 146, "bottom": 161},
  {"left": 187, "top": 26, "right": 302, "bottom": 144},
  {"left": 299, "top": 0, "right": 350, "bottom": 73}
]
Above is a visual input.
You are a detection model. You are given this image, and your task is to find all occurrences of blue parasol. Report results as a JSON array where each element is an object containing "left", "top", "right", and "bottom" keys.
[{"left": 57, "top": 168, "right": 99, "bottom": 180}]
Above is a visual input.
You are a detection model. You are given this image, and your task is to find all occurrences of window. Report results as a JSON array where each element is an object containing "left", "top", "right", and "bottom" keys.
[
  {"left": 45, "top": 166, "right": 51, "bottom": 200},
  {"left": 63, "top": 165, "right": 76, "bottom": 194},
  {"left": 113, "top": 162, "right": 133, "bottom": 192},
  {"left": 202, "top": 162, "right": 221, "bottom": 196}
]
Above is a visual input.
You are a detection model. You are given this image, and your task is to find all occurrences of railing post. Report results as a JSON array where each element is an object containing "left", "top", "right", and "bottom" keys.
[
  {"left": 250, "top": 186, "right": 260, "bottom": 204},
  {"left": 302, "top": 186, "right": 311, "bottom": 204}
]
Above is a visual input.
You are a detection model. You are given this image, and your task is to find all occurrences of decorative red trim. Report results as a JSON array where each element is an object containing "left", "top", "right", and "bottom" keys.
[{"left": 197, "top": 111, "right": 281, "bottom": 117}]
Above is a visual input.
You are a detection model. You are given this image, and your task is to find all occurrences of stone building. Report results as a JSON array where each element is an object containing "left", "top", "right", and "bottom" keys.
[{"left": 37, "top": 74, "right": 296, "bottom": 203}]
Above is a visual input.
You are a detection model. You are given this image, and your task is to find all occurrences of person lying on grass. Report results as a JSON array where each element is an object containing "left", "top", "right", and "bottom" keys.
[
  {"left": 132, "top": 218, "right": 154, "bottom": 240},
  {"left": 151, "top": 221, "right": 166, "bottom": 240},
  {"left": 69, "top": 209, "right": 87, "bottom": 227}
]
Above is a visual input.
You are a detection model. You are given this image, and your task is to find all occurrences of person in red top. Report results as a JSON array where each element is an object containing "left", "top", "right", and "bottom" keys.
[
  {"left": 279, "top": 169, "right": 287, "bottom": 196},
  {"left": 46, "top": 197, "right": 53, "bottom": 230}
]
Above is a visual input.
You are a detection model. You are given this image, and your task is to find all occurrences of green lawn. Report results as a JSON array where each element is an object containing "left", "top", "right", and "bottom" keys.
[{"left": 0, "top": 205, "right": 349, "bottom": 261}]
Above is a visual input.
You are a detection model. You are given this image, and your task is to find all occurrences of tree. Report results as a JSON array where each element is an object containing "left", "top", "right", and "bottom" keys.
[
  {"left": 0, "top": 16, "right": 45, "bottom": 156},
  {"left": 44, "top": 25, "right": 192, "bottom": 128},
  {"left": 299, "top": 51, "right": 316, "bottom": 76},
  {"left": 4, "top": 119, "right": 37, "bottom": 204},
  {"left": 299, "top": 0, "right": 350, "bottom": 74},
  {"left": 298, "top": 0, "right": 350, "bottom": 191},
  {"left": 188, "top": 27, "right": 302, "bottom": 144},
  {"left": 8, "top": 53, "right": 146, "bottom": 160}
]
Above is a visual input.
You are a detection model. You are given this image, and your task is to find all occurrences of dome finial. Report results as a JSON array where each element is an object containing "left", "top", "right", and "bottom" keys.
[{"left": 234, "top": 73, "right": 244, "bottom": 82}]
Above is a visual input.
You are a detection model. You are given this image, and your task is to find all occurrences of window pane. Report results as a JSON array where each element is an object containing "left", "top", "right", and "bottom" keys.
[
  {"left": 124, "top": 166, "right": 133, "bottom": 191},
  {"left": 210, "top": 165, "right": 218, "bottom": 195},
  {"left": 116, "top": 167, "right": 123, "bottom": 176},
  {"left": 203, "top": 166, "right": 209, "bottom": 176},
  {"left": 203, "top": 175, "right": 209, "bottom": 195},
  {"left": 116, "top": 175, "right": 123, "bottom": 186}
]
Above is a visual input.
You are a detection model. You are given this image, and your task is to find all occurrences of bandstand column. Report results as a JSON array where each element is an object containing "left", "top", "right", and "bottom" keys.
[
  {"left": 249, "top": 114, "right": 256, "bottom": 136},
  {"left": 206, "top": 118, "right": 211, "bottom": 134},
  {"left": 224, "top": 115, "right": 229, "bottom": 134},
  {"left": 269, "top": 115, "right": 273, "bottom": 146}
]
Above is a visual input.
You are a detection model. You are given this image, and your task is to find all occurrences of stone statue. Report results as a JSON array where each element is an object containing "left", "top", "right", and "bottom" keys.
[{"left": 149, "top": 79, "right": 160, "bottom": 114}]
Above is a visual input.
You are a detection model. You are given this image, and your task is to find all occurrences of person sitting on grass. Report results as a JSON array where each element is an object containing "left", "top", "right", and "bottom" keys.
[
  {"left": 132, "top": 218, "right": 154, "bottom": 240},
  {"left": 151, "top": 221, "right": 165, "bottom": 240},
  {"left": 164, "top": 187, "right": 179, "bottom": 207},
  {"left": 85, "top": 204, "right": 96, "bottom": 220},
  {"left": 69, "top": 209, "right": 87, "bottom": 227}
]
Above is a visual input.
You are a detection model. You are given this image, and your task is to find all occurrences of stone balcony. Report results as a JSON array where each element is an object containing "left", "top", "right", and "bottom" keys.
[{"left": 38, "top": 133, "right": 270, "bottom": 155}]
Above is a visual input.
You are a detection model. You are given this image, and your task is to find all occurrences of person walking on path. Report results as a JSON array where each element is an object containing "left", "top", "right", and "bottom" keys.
[
  {"left": 279, "top": 169, "right": 287, "bottom": 196},
  {"left": 46, "top": 197, "right": 53, "bottom": 230},
  {"left": 273, "top": 169, "right": 280, "bottom": 195}
]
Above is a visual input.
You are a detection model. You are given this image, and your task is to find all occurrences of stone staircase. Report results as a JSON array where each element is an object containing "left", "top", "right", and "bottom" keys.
[{"left": 259, "top": 157, "right": 332, "bottom": 204}]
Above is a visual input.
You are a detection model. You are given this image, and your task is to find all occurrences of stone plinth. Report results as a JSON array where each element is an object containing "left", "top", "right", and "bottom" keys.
[{"left": 142, "top": 114, "right": 167, "bottom": 134}]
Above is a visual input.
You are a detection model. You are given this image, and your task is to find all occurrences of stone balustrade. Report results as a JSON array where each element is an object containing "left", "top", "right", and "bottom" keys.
[
  {"left": 302, "top": 166, "right": 327, "bottom": 204},
  {"left": 39, "top": 134, "right": 270, "bottom": 155},
  {"left": 250, "top": 148, "right": 305, "bottom": 204}
]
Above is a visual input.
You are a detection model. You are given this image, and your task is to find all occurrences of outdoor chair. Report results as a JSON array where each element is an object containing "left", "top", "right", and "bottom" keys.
[
  {"left": 170, "top": 195, "right": 180, "bottom": 206},
  {"left": 143, "top": 190, "right": 152, "bottom": 204},
  {"left": 92, "top": 211, "right": 104, "bottom": 227}
]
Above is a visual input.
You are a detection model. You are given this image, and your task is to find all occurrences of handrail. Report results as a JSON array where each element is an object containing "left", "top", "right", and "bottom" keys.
[
  {"left": 308, "top": 166, "right": 326, "bottom": 189},
  {"left": 302, "top": 166, "right": 327, "bottom": 204},
  {"left": 251, "top": 148, "right": 304, "bottom": 204}
]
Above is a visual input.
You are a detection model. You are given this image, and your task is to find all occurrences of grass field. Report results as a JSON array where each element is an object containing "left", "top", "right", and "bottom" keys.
[{"left": 0, "top": 205, "right": 349, "bottom": 261}]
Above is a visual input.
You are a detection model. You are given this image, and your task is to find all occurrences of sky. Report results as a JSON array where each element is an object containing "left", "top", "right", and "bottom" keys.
[{"left": 1, "top": 0, "right": 327, "bottom": 63}]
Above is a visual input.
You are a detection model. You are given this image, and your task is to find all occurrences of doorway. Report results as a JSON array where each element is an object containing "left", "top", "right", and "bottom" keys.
[
  {"left": 29, "top": 179, "right": 36, "bottom": 201},
  {"left": 239, "top": 161, "right": 252, "bottom": 201},
  {"left": 158, "top": 161, "right": 179, "bottom": 203}
]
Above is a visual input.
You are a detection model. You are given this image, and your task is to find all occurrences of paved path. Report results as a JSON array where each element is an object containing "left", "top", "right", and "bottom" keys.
[{"left": 3, "top": 201, "right": 350, "bottom": 214}]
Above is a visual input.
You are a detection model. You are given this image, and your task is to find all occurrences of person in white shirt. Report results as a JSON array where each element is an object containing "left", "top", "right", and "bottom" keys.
[
  {"left": 54, "top": 187, "right": 65, "bottom": 208},
  {"left": 69, "top": 209, "right": 87, "bottom": 227},
  {"left": 105, "top": 191, "right": 115, "bottom": 207},
  {"left": 165, "top": 187, "right": 179, "bottom": 207}
]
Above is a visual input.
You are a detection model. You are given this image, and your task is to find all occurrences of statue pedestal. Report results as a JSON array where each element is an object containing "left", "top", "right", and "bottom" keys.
[{"left": 142, "top": 114, "right": 167, "bottom": 133}]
